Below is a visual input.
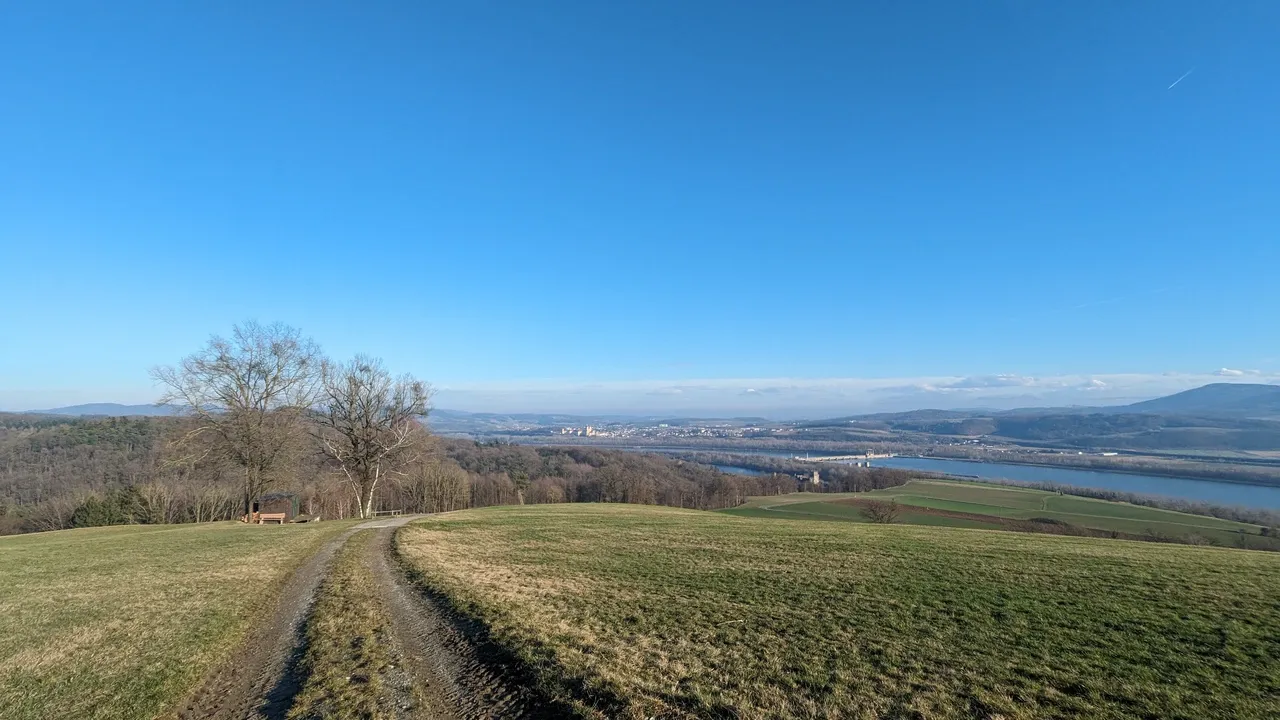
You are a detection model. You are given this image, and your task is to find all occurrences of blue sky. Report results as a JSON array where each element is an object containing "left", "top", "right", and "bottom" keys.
[{"left": 2, "top": 1, "right": 1277, "bottom": 415}]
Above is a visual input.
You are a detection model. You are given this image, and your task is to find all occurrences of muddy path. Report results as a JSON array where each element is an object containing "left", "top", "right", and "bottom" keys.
[
  {"left": 178, "top": 515, "right": 567, "bottom": 720},
  {"left": 366, "top": 522, "right": 570, "bottom": 719},
  {"left": 176, "top": 517, "right": 421, "bottom": 720}
]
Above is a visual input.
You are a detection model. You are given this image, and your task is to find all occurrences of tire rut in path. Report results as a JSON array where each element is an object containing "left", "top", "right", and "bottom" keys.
[
  {"left": 367, "top": 522, "right": 570, "bottom": 720},
  {"left": 178, "top": 517, "right": 415, "bottom": 720}
]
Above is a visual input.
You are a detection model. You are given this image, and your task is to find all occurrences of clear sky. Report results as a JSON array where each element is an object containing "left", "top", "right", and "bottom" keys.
[{"left": 2, "top": 1, "right": 1277, "bottom": 416}]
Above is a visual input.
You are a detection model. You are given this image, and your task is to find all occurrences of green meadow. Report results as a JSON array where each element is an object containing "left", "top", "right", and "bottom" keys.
[
  {"left": 398, "top": 504, "right": 1280, "bottom": 719},
  {"left": 0, "top": 522, "right": 352, "bottom": 720}
]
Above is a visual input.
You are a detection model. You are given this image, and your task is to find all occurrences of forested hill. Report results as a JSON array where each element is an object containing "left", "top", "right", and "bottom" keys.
[
  {"left": 0, "top": 413, "right": 910, "bottom": 536},
  {"left": 1122, "top": 383, "right": 1280, "bottom": 418},
  {"left": 850, "top": 412, "right": 1280, "bottom": 451},
  {"left": 0, "top": 414, "right": 166, "bottom": 506},
  {"left": 815, "top": 384, "right": 1280, "bottom": 451}
]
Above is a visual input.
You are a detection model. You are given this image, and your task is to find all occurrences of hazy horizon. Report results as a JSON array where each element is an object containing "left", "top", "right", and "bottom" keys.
[{"left": 10, "top": 369, "right": 1279, "bottom": 420}]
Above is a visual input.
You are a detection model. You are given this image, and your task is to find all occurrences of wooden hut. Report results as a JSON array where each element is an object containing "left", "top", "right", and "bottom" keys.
[{"left": 247, "top": 491, "right": 300, "bottom": 524}]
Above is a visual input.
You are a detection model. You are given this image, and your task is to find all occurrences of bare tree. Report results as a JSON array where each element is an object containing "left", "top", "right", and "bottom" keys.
[
  {"left": 396, "top": 457, "right": 471, "bottom": 513},
  {"left": 861, "top": 499, "right": 901, "bottom": 524},
  {"left": 314, "top": 355, "right": 432, "bottom": 519},
  {"left": 25, "top": 494, "right": 82, "bottom": 532},
  {"left": 152, "top": 322, "right": 323, "bottom": 519}
]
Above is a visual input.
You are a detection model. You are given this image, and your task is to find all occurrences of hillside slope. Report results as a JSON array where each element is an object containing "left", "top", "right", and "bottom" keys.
[
  {"left": 824, "top": 384, "right": 1280, "bottom": 451},
  {"left": 1123, "top": 382, "right": 1280, "bottom": 417},
  {"left": 0, "top": 521, "right": 351, "bottom": 720},
  {"left": 399, "top": 504, "right": 1280, "bottom": 719}
]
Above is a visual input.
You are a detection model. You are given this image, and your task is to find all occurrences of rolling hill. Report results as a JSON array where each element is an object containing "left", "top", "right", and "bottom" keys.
[
  {"left": 26, "top": 403, "right": 179, "bottom": 417},
  {"left": 400, "top": 504, "right": 1280, "bottom": 719},
  {"left": 1122, "top": 383, "right": 1280, "bottom": 417}
]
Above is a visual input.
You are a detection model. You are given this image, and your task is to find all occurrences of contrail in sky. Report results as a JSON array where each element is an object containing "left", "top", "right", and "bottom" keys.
[{"left": 1167, "top": 67, "right": 1195, "bottom": 90}]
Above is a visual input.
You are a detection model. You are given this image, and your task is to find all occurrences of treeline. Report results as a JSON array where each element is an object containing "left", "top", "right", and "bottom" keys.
[
  {"left": 0, "top": 415, "right": 805, "bottom": 535},
  {"left": 0, "top": 413, "right": 269, "bottom": 533},
  {"left": 442, "top": 441, "right": 797, "bottom": 510}
]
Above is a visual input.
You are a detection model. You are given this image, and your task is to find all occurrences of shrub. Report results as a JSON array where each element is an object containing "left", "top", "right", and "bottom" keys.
[{"left": 861, "top": 499, "right": 901, "bottom": 524}]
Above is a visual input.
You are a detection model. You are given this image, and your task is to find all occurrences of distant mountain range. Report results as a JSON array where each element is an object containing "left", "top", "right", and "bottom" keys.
[
  {"left": 1121, "top": 383, "right": 1280, "bottom": 417},
  {"left": 22, "top": 383, "right": 1280, "bottom": 425},
  {"left": 829, "top": 383, "right": 1280, "bottom": 422},
  {"left": 819, "top": 383, "right": 1280, "bottom": 452},
  {"left": 25, "top": 403, "right": 181, "bottom": 417}
]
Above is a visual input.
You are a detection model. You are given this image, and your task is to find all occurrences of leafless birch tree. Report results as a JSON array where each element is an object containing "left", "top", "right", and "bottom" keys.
[
  {"left": 151, "top": 321, "right": 323, "bottom": 518},
  {"left": 314, "top": 355, "right": 432, "bottom": 518}
]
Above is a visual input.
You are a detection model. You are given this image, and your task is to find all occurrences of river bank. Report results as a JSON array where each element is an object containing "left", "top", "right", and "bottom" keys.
[
  {"left": 871, "top": 456, "right": 1280, "bottom": 511},
  {"left": 914, "top": 451, "right": 1280, "bottom": 488}
]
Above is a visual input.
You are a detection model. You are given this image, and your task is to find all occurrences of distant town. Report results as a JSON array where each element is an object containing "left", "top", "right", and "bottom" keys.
[
  {"left": 426, "top": 399, "right": 1280, "bottom": 489},
  {"left": 554, "top": 421, "right": 783, "bottom": 440}
]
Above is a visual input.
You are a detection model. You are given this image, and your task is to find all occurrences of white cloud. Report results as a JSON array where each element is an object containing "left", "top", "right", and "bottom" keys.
[
  {"left": 1215, "top": 368, "right": 1262, "bottom": 377},
  {"left": 943, "top": 374, "right": 1039, "bottom": 389}
]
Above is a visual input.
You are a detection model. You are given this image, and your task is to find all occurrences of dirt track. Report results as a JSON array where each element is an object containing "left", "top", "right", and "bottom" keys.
[
  {"left": 365, "top": 523, "right": 565, "bottom": 719},
  {"left": 176, "top": 523, "right": 366, "bottom": 720},
  {"left": 177, "top": 516, "right": 560, "bottom": 720}
]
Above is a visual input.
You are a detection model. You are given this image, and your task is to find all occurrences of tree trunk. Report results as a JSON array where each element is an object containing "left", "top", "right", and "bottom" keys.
[
  {"left": 243, "top": 467, "right": 258, "bottom": 520},
  {"left": 358, "top": 470, "right": 377, "bottom": 519}
]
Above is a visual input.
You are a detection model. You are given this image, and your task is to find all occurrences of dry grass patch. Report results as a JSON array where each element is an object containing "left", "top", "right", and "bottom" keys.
[
  {"left": 0, "top": 521, "right": 353, "bottom": 720},
  {"left": 398, "top": 504, "right": 1280, "bottom": 719}
]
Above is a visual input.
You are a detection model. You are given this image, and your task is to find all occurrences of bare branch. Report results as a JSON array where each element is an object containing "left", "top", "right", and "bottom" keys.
[
  {"left": 313, "top": 354, "right": 431, "bottom": 518},
  {"left": 151, "top": 321, "right": 323, "bottom": 516}
]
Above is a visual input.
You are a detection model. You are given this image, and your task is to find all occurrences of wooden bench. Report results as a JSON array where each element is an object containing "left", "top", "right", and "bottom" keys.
[
  {"left": 258, "top": 513, "right": 287, "bottom": 525},
  {"left": 371, "top": 509, "right": 403, "bottom": 517}
]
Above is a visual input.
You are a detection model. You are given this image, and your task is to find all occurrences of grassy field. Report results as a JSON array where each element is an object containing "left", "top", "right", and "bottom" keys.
[
  {"left": 398, "top": 504, "right": 1280, "bottom": 719},
  {"left": 0, "top": 521, "right": 353, "bottom": 720},
  {"left": 724, "top": 480, "right": 1274, "bottom": 547}
]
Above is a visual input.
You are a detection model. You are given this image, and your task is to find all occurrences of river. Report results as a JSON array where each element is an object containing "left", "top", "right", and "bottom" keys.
[
  {"left": 870, "top": 457, "right": 1280, "bottom": 510},
  {"left": 588, "top": 444, "right": 1280, "bottom": 510}
]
